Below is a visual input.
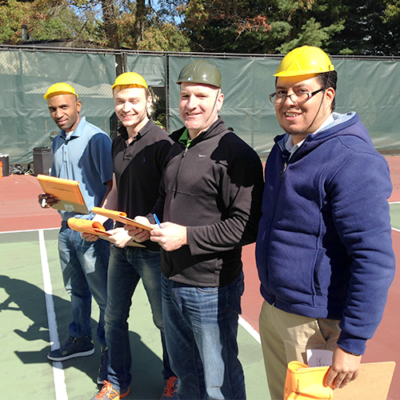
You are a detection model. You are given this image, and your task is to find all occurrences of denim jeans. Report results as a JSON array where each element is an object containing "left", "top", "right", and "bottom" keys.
[
  {"left": 162, "top": 273, "right": 246, "bottom": 400},
  {"left": 58, "top": 221, "right": 109, "bottom": 344},
  {"left": 105, "top": 245, "right": 174, "bottom": 391}
]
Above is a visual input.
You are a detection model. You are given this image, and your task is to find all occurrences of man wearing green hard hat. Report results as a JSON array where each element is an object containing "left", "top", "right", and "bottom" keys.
[
  {"left": 126, "top": 59, "right": 264, "bottom": 399},
  {"left": 82, "top": 72, "right": 178, "bottom": 400},
  {"left": 255, "top": 46, "right": 395, "bottom": 399},
  {"left": 39, "top": 82, "right": 113, "bottom": 382}
]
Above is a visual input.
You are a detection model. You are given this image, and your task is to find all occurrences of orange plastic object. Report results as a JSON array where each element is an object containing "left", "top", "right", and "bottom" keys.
[{"left": 284, "top": 361, "right": 333, "bottom": 400}]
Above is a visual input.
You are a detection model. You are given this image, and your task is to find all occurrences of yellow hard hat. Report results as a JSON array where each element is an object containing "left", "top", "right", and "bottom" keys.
[
  {"left": 112, "top": 72, "right": 148, "bottom": 89},
  {"left": 274, "top": 46, "right": 335, "bottom": 77},
  {"left": 44, "top": 82, "right": 78, "bottom": 100}
]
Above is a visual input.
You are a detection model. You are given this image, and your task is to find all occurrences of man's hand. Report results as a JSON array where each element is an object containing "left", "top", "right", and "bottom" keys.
[
  {"left": 81, "top": 232, "right": 99, "bottom": 242},
  {"left": 150, "top": 222, "right": 187, "bottom": 252},
  {"left": 38, "top": 193, "right": 59, "bottom": 208},
  {"left": 325, "top": 345, "right": 361, "bottom": 390},
  {"left": 124, "top": 217, "right": 153, "bottom": 243},
  {"left": 107, "top": 228, "right": 134, "bottom": 248}
]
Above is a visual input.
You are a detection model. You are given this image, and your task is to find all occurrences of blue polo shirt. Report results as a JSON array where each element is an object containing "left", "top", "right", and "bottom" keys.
[{"left": 51, "top": 116, "right": 113, "bottom": 221}]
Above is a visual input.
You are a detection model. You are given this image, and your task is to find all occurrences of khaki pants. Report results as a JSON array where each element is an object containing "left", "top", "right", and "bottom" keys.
[{"left": 259, "top": 301, "right": 340, "bottom": 400}]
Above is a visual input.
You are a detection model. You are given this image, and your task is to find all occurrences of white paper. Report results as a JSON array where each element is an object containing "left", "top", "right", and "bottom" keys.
[
  {"left": 64, "top": 204, "right": 75, "bottom": 212},
  {"left": 307, "top": 349, "right": 333, "bottom": 367}
]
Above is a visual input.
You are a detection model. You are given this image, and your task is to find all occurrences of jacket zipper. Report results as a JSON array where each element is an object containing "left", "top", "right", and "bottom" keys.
[
  {"left": 173, "top": 146, "right": 189, "bottom": 198},
  {"left": 281, "top": 162, "right": 288, "bottom": 178},
  {"left": 262, "top": 150, "right": 289, "bottom": 295}
]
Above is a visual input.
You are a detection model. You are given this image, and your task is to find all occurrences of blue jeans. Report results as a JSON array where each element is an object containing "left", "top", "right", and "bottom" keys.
[
  {"left": 58, "top": 221, "right": 109, "bottom": 344},
  {"left": 162, "top": 273, "right": 246, "bottom": 400},
  {"left": 105, "top": 245, "right": 174, "bottom": 391}
]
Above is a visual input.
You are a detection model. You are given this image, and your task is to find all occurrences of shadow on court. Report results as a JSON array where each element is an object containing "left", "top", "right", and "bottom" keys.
[{"left": 0, "top": 274, "right": 165, "bottom": 399}]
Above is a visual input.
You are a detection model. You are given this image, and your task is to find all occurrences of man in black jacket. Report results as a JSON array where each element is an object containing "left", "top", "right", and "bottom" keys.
[{"left": 128, "top": 60, "right": 264, "bottom": 400}]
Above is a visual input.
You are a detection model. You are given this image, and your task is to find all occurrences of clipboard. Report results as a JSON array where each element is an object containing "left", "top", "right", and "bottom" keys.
[
  {"left": 334, "top": 361, "right": 396, "bottom": 400},
  {"left": 92, "top": 207, "right": 153, "bottom": 231},
  {"left": 37, "top": 174, "right": 89, "bottom": 214},
  {"left": 67, "top": 218, "right": 145, "bottom": 248}
]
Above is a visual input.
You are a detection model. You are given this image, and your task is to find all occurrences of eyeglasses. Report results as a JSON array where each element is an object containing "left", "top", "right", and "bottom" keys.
[{"left": 269, "top": 88, "right": 325, "bottom": 104}]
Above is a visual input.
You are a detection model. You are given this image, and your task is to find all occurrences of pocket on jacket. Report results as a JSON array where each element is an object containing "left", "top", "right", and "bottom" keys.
[{"left": 313, "top": 249, "right": 330, "bottom": 297}]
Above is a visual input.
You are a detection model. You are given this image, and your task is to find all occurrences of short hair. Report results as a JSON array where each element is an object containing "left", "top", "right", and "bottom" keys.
[
  {"left": 113, "top": 85, "right": 151, "bottom": 100},
  {"left": 315, "top": 71, "right": 337, "bottom": 112}
]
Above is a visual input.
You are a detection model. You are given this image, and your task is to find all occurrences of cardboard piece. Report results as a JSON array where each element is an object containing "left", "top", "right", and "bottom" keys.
[
  {"left": 37, "top": 174, "right": 89, "bottom": 214},
  {"left": 334, "top": 361, "right": 395, "bottom": 400}
]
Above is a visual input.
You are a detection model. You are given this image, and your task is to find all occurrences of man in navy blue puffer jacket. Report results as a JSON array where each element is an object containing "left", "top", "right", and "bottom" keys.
[{"left": 256, "top": 46, "right": 395, "bottom": 400}]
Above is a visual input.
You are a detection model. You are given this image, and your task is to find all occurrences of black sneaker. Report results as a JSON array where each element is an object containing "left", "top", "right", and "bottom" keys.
[
  {"left": 47, "top": 335, "right": 95, "bottom": 361},
  {"left": 97, "top": 345, "right": 109, "bottom": 385}
]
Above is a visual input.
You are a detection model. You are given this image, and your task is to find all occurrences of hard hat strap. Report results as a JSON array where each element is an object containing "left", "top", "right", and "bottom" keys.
[{"left": 299, "top": 70, "right": 331, "bottom": 137}]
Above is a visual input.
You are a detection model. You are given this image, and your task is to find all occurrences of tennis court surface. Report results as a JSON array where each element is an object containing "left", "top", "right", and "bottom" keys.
[{"left": 1, "top": 156, "right": 400, "bottom": 400}]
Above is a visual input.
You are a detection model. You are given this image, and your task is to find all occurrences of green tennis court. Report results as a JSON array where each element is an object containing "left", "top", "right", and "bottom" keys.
[{"left": 0, "top": 228, "right": 268, "bottom": 400}]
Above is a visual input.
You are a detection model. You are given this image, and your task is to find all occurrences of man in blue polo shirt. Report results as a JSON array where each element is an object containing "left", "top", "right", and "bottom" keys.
[{"left": 38, "top": 83, "right": 113, "bottom": 384}]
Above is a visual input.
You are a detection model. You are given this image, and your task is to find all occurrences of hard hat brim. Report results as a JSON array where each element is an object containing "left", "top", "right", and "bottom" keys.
[
  {"left": 274, "top": 65, "right": 335, "bottom": 77},
  {"left": 44, "top": 91, "right": 79, "bottom": 100},
  {"left": 111, "top": 83, "right": 148, "bottom": 90}
]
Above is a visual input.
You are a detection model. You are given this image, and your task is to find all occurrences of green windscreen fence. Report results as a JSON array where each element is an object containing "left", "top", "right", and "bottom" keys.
[
  {"left": 1, "top": 48, "right": 400, "bottom": 164},
  {"left": 0, "top": 51, "right": 116, "bottom": 164},
  {"left": 333, "top": 59, "right": 400, "bottom": 149},
  {"left": 168, "top": 56, "right": 400, "bottom": 156},
  {"left": 125, "top": 55, "right": 165, "bottom": 86}
]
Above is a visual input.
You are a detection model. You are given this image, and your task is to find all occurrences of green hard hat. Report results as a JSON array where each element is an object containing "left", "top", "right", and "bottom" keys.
[{"left": 176, "top": 60, "right": 222, "bottom": 88}]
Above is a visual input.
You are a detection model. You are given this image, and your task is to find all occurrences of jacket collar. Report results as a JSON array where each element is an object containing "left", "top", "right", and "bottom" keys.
[{"left": 118, "top": 118, "right": 154, "bottom": 143}]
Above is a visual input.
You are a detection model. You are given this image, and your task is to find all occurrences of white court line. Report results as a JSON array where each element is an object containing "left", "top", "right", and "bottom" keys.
[
  {"left": 239, "top": 316, "right": 261, "bottom": 344},
  {"left": 0, "top": 227, "right": 59, "bottom": 235},
  {"left": 39, "top": 229, "right": 68, "bottom": 400}
]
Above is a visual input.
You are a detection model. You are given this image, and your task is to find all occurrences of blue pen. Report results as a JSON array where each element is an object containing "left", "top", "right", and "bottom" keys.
[{"left": 153, "top": 214, "right": 162, "bottom": 229}]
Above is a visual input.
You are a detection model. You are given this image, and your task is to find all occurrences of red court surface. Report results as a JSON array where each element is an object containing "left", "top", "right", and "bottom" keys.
[
  {"left": 0, "top": 173, "right": 61, "bottom": 232},
  {"left": 1, "top": 156, "right": 400, "bottom": 399}
]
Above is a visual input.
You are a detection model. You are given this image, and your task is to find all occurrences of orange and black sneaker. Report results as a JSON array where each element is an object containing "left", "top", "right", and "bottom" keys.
[
  {"left": 160, "top": 376, "right": 178, "bottom": 399},
  {"left": 91, "top": 381, "right": 130, "bottom": 400}
]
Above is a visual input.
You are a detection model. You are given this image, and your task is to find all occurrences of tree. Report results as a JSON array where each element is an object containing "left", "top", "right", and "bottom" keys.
[
  {"left": 0, "top": 0, "right": 190, "bottom": 51},
  {"left": 175, "top": 0, "right": 400, "bottom": 55},
  {"left": 383, "top": 0, "right": 400, "bottom": 23},
  {"left": 328, "top": 0, "right": 400, "bottom": 55},
  {"left": 100, "top": 0, "right": 119, "bottom": 48},
  {"left": 0, "top": 0, "right": 103, "bottom": 46},
  {"left": 170, "top": 0, "right": 345, "bottom": 54},
  {"left": 115, "top": 0, "right": 190, "bottom": 51},
  {"left": 2, "top": 0, "right": 400, "bottom": 55}
]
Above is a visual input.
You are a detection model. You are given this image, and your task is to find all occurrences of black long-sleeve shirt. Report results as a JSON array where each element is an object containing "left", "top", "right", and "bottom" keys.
[
  {"left": 151, "top": 117, "right": 264, "bottom": 286},
  {"left": 112, "top": 118, "right": 173, "bottom": 251}
]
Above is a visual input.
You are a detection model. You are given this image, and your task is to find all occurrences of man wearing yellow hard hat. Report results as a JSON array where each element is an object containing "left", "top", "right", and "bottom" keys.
[
  {"left": 39, "top": 83, "right": 113, "bottom": 381},
  {"left": 82, "top": 72, "right": 177, "bottom": 400},
  {"left": 255, "top": 46, "right": 395, "bottom": 399}
]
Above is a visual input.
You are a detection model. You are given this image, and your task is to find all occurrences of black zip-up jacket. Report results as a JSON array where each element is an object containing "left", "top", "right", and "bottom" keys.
[{"left": 150, "top": 117, "right": 264, "bottom": 287}]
